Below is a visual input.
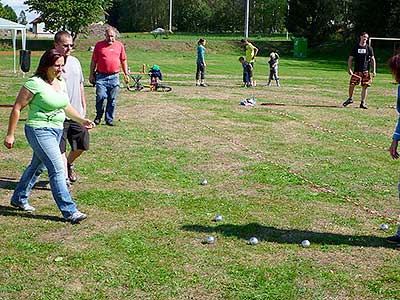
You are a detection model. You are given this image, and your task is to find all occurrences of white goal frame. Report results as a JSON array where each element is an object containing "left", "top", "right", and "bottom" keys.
[{"left": 369, "top": 37, "right": 400, "bottom": 52}]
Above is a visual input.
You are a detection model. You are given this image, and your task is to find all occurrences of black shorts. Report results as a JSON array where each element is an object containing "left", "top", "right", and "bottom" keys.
[{"left": 60, "top": 119, "right": 90, "bottom": 153}]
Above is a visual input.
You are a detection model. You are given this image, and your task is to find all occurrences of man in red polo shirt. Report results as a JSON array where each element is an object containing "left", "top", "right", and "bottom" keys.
[{"left": 89, "top": 27, "right": 130, "bottom": 126}]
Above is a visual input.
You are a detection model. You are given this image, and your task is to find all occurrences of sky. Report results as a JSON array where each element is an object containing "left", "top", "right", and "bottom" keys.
[{"left": 1, "top": 0, "right": 39, "bottom": 23}]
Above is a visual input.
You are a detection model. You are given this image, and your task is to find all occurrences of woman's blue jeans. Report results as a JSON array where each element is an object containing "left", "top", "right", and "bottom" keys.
[
  {"left": 11, "top": 125, "right": 78, "bottom": 219},
  {"left": 95, "top": 73, "right": 120, "bottom": 124}
]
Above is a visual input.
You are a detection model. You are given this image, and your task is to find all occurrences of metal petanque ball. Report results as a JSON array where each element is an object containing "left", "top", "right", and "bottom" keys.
[
  {"left": 301, "top": 240, "right": 310, "bottom": 248},
  {"left": 249, "top": 237, "right": 259, "bottom": 245},
  {"left": 380, "top": 223, "right": 389, "bottom": 230},
  {"left": 206, "top": 236, "right": 215, "bottom": 244},
  {"left": 214, "top": 214, "right": 223, "bottom": 222},
  {"left": 201, "top": 179, "right": 208, "bottom": 185}
]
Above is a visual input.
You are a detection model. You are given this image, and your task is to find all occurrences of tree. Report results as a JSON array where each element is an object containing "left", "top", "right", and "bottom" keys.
[
  {"left": 0, "top": 4, "right": 18, "bottom": 22},
  {"left": 108, "top": 0, "right": 289, "bottom": 34},
  {"left": 387, "top": 1, "right": 400, "bottom": 37},
  {"left": 208, "top": 0, "right": 244, "bottom": 32},
  {"left": 18, "top": 10, "right": 28, "bottom": 25},
  {"left": 174, "top": 0, "right": 213, "bottom": 32},
  {"left": 108, "top": 0, "right": 171, "bottom": 32},
  {"left": 350, "top": 0, "right": 400, "bottom": 38},
  {"left": 350, "top": 0, "right": 389, "bottom": 37},
  {"left": 286, "top": 0, "right": 351, "bottom": 44},
  {"left": 24, "top": 0, "right": 113, "bottom": 40},
  {"left": 253, "top": 0, "right": 287, "bottom": 34}
]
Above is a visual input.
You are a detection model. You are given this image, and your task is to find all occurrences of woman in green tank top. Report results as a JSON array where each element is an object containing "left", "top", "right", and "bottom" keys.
[{"left": 4, "top": 48, "right": 94, "bottom": 223}]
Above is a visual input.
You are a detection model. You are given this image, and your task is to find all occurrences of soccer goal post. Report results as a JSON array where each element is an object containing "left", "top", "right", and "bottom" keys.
[{"left": 369, "top": 37, "right": 400, "bottom": 54}]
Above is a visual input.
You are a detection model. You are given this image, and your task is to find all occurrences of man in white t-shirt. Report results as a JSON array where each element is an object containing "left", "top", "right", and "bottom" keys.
[{"left": 54, "top": 31, "right": 90, "bottom": 185}]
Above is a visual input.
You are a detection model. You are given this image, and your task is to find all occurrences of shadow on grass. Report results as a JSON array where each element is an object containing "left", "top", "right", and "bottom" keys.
[
  {"left": 0, "top": 177, "right": 17, "bottom": 190},
  {"left": 261, "top": 102, "right": 396, "bottom": 110},
  {"left": 181, "top": 223, "right": 395, "bottom": 248},
  {"left": 261, "top": 102, "right": 341, "bottom": 109},
  {"left": 0, "top": 205, "right": 66, "bottom": 223},
  {"left": 0, "top": 177, "right": 50, "bottom": 191}
]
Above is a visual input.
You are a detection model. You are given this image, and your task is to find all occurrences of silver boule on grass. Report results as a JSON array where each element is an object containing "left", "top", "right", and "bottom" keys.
[
  {"left": 248, "top": 237, "right": 259, "bottom": 245},
  {"left": 213, "top": 214, "right": 223, "bottom": 222},
  {"left": 380, "top": 223, "right": 389, "bottom": 230},
  {"left": 200, "top": 178, "right": 208, "bottom": 185},
  {"left": 205, "top": 236, "right": 215, "bottom": 244},
  {"left": 301, "top": 240, "right": 310, "bottom": 247}
]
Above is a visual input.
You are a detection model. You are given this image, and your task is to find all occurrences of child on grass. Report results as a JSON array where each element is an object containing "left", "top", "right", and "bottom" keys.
[
  {"left": 239, "top": 56, "right": 252, "bottom": 87},
  {"left": 267, "top": 52, "right": 280, "bottom": 87},
  {"left": 196, "top": 38, "right": 207, "bottom": 87},
  {"left": 149, "top": 64, "right": 163, "bottom": 88}
]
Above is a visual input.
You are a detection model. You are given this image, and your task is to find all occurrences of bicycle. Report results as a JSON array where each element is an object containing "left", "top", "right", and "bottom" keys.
[{"left": 127, "top": 73, "right": 172, "bottom": 92}]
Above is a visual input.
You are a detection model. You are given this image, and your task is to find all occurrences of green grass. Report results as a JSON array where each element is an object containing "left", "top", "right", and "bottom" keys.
[{"left": 1, "top": 34, "right": 400, "bottom": 299}]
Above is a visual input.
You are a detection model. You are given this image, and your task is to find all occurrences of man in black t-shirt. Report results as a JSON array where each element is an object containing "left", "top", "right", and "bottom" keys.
[{"left": 343, "top": 32, "right": 376, "bottom": 109}]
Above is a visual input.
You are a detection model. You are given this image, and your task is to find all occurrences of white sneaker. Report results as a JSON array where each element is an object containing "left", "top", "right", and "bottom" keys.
[
  {"left": 67, "top": 211, "right": 87, "bottom": 224},
  {"left": 10, "top": 201, "right": 36, "bottom": 212}
]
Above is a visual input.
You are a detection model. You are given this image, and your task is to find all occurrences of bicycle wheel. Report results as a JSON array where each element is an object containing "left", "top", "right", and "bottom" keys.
[
  {"left": 155, "top": 84, "right": 172, "bottom": 92},
  {"left": 126, "top": 83, "right": 144, "bottom": 91}
]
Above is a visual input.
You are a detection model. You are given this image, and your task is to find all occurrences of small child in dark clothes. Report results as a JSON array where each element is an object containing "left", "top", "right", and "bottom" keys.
[
  {"left": 239, "top": 56, "right": 253, "bottom": 87},
  {"left": 149, "top": 64, "right": 163, "bottom": 87},
  {"left": 267, "top": 52, "right": 280, "bottom": 87}
]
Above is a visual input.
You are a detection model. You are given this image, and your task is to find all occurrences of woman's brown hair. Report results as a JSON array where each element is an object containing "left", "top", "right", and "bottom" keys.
[
  {"left": 388, "top": 54, "right": 400, "bottom": 83},
  {"left": 34, "top": 48, "right": 64, "bottom": 81}
]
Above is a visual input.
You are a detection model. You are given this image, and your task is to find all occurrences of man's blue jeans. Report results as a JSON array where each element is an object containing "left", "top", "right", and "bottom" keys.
[
  {"left": 95, "top": 73, "right": 120, "bottom": 123},
  {"left": 11, "top": 125, "right": 78, "bottom": 219}
]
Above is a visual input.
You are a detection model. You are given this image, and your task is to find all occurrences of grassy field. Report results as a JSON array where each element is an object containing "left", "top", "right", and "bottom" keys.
[{"left": 1, "top": 35, "right": 400, "bottom": 300}]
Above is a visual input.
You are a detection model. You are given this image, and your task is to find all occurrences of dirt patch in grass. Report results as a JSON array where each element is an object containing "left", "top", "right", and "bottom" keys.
[
  {"left": 36, "top": 207, "right": 180, "bottom": 257},
  {"left": 37, "top": 215, "right": 129, "bottom": 246},
  {"left": 300, "top": 246, "right": 393, "bottom": 282}
]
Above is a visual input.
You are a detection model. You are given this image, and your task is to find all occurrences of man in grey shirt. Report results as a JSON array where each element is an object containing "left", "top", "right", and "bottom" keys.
[{"left": 55, "top": 31, "right": 90, "bottom": 185}]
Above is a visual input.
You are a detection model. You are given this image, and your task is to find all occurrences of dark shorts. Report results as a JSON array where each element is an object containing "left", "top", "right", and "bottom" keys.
[
  {"left": 350, "top": 71, "right": 372, "bottom": 87},
  {"left": 59, "top": 119, "right": 90, "bottom": 153}
]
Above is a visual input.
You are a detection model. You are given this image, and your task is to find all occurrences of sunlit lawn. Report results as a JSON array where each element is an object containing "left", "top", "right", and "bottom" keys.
[{"left": 0, "top": 34, "right": 399, "bottom": 300}]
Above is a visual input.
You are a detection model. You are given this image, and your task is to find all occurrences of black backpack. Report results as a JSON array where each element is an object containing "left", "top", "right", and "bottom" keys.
[{"left": 20, "top": 50, "right": 31, "bottom": 73}]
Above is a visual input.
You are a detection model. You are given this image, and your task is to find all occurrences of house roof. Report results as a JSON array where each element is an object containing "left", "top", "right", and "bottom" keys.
[
  {"left": 0, "top": 17, "right": 26, "bottom": 30},
  {"left": 30, "top": 16, "right": 42, "bottom": 24}
]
